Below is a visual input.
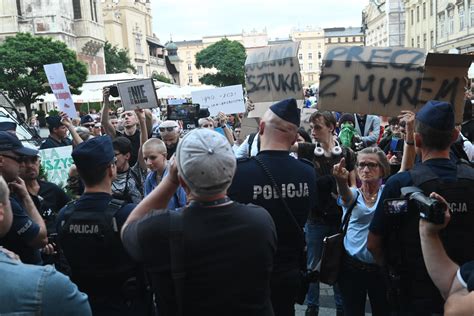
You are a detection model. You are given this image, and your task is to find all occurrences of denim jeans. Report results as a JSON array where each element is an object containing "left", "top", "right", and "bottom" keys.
[{"left": 304, "top": 221, "right": 343, "bottom": 310}]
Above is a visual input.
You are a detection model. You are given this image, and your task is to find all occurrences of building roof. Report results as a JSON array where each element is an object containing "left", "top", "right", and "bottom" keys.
[
  {"left": 324, "top": 27, "right": 364, "bottom": 37},
  {"left": 147, "top": 36, "right": 164, "bottom": 48},
  {"left": 268, "top": 38, "right": 293, "bottom": 45},
  {"left": 165, "top": 41, "right": 178, "bottom": 50},
  {"left": 174, "top": 40, "right": 203, "bottom": 46}
]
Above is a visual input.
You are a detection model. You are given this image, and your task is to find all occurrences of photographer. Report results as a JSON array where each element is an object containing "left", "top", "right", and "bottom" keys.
[
  {"left": 420, "top": 192, "right": 474, "bottom": 315},
  {"left": 367, "top": 100, "right": 474, "bottom": 314}
]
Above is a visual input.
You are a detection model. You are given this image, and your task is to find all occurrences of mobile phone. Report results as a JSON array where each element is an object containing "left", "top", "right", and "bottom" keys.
[{"left": 384, "top": 198, "right": 408, "bottom": 215}]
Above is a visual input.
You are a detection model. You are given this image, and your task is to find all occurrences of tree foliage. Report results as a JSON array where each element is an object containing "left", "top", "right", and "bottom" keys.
[
  {"left": 152, "top": 72, "right": 172, "bottom": 84},
  {"left": 0, "top": 32, "right": 88, "bottom": 118},
  {"left": 104, "top": 41, "right": 136, "bottom": 74},
  {"left": 195, "top": 38, "right": 246, "bottom": 86}
]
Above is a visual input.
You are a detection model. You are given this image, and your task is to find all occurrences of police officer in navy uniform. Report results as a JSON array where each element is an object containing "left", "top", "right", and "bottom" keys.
[
  {"left": 228, "top": 98, "right": 317, "bottom": 316},
  {"left": 367, "top": 100, "right": 474, "bottom": 315},
  {"left": 56, "top": 136, "right": 146, "bottom": 316},
  {"left": 40, "top": 116, "right": 73, "bottom": 150}
]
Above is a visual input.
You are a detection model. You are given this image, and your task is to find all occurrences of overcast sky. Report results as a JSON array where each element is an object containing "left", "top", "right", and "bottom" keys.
[{"left": 151, "top": 0, "right": 369, "bottom": 43}]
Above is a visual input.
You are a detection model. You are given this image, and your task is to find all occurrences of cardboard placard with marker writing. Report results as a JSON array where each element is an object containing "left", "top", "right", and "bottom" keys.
[
  {"left": 245, "top": 42, "right": 304, "bottom": 118},
  {"left": 117, "top": 78, "right": 159, "bottom": 111},
  {"left": 319, "top": 46, "right": 473, "bottom": 123}
]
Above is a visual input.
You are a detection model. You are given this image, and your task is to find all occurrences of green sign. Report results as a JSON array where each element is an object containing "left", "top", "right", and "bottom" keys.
[{"left": 39, "top": 145, "right": 73, "bottom": 188}]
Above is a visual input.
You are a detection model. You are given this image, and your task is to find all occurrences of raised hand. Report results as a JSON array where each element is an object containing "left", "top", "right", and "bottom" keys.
[{"left": 333, "top": 157, "right": 349, "bottom": 182}]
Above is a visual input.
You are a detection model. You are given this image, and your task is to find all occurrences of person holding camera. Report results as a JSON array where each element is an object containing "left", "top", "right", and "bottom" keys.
[
  {"left": 333, "top": 147, "right": 390, "bottom": 316},
  {"left": 367, "top": 100, "right": 474, "bottom": 314},
  {"left": 420, "top": 193, "right": 474, "bottom": 315}
]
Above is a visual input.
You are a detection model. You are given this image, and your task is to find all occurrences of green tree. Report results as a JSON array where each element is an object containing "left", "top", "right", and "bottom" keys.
[
  {"left": 152, "top": 72, "right": 172, "bottom": 84},
  {"left": 0, "top": 32, "right": 88, "bottom": 118},
  {"left": 195, "top": 38, "right": 246, "bottom": 86},
  {"left": 104, "top": 41, "right": 136, "bottom": 74}
]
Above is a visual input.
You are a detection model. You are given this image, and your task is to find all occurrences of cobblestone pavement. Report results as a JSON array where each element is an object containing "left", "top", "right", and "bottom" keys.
[{"left": 295, "top": 284, "right": 372, "bottom": 316}]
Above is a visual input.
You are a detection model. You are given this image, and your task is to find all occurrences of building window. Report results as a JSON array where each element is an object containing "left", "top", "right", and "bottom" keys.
[
  {"left": 187, "top": 63, "right": 192, "bottom": 71},
  {"left": 345, "top": 37, "right": 348, "bottom": 42},
  {"left": 299, "top": 63, "right": 303, "bottom": 71},
  {"left": 470, "top": 4, "right": 474, "bottom": 27},
  {"left": 318, "top": 52, "right": 322, "bottom": 59},
  {"left": 460, "top": 6, "right": 465, "bottom": 31},
  {"left": 353, "top": 36, "right": 356, "bottom": 42},
  {"left": 423, "top": 2, "right": 426, "bottom": 19},
  {"left": 298, "top": 53, "right": 303, "bottom": 60},
  {"left": 135, "top": 34, "right": 142, "bottom": 55},
  {"left": 90, "top": 0, "right": 98, "bottom": 22},
  {"left": 430, "top": 0, "right": 434, "bottom": 16},
  {"left": 430, "top": 30, "right": 434, "bottom": 47},
  {"left": 188, "top": 75, "right": 193, "bottom": 84},
  {"left": 308, "top": 63, "right": 313, "bottom": 70},
  {"left": 308, "top": 74, "right": 314, "bottom": 81},
  {"left": 308, "top": 53, "right": 312, "bottom": 60},
  {"left": 72, "top": 0, "right": 82, "bottom": 19},
  {"left": 417, "top": 36, "right": 420, "bottom": 47},
  {"left": 338, "top": 37, "right": 341, "bottom": 43},
  {"left": 411, "top": 9, "right": 414, "bottom": 25},
  {"left": 439, "top": 13, "right": 445, "bottom": 37},
  {"left": 328, "top": 38, "right": 332, "bottom": 43},
  {"left": 417, "top": 6, "right": 420, "bottom": 22},
  {"left": 423, "top": 33, "right": 427, "bottom": 48},
  {"left": 448, "top": 10, "right": 454, "bottom": 34},
  {"left": 411, "top": 38, "right": 415, "bottom": 47},
  {"left": 137, "top": 66, "right": 143, "bottom": 75},
  {"left": 16, "top": 0, "right": 21, "bottom": 16}
]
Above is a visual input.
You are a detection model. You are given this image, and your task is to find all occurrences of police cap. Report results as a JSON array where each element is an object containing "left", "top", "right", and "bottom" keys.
[
  {"left": 72, "top": 136, "right": 115, "bottom": 170},
  {"left": 416, "top": 100, "right": 455, "bottom": 131},
  {"left": 270, "top": 98, "right": 300, "bottom": 127}
]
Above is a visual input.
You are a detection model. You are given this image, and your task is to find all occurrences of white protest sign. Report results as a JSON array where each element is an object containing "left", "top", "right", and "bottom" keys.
[
  {"left": 39, "top": 145, "right": 73, "bottom": 188},
  {"left": 117, "top": 79, "right": 159, "bottom": 110},
  {"left": 191, "top": 84, "right": 245, "bottom": 116},
  {"left": 43, "top": 63, "right": 77, "bottom": 118}
]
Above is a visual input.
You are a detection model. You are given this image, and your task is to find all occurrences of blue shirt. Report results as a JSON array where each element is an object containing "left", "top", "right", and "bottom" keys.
[
  {"left": 143, "top": 168, "right": 187, "bottom": 210},
  {"left": 339, "top": 186, "right": 383, "bottom": 263},
  {"left": 0, "top": 197, "right": 41, "bottom": 264},
  {"left": 0, "top": 250, "right": 91, "bottom": 315},
  {"left": 369, "top": 158, "right": 458, "bottom": 235}
]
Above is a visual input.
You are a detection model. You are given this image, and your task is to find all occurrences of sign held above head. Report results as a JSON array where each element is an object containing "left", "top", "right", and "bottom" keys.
[
  {"left": 191, "top": 84, "right": 245, "bottom": 116},
  {"left": 117, "top": 78, "right": 159, "bottom": 111},
  {"left": 318, "top": 46, "right": 474, "bottom": 123},
  {"left": 245, "top": 42, "right": 304, "bottom": 118}
]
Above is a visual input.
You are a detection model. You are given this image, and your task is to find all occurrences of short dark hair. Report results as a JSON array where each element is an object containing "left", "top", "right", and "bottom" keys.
[
  {"left": 415, "top": 120, "right": 453, "bottom": 150},
  {"left": 310, "top": 111, "right": 337, "bottom": 130},
  {"left": 112, "top": 136, "right": 131, "bottom": 154},
  {"left": 76, "top": 165, "right": 109, "bottom": 186}
]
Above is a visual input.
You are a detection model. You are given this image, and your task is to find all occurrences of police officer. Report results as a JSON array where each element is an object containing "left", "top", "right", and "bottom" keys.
[
  {"left": 228, "top": 98, "right": 317, "bottom": 316},
  {"left": 56, "top": 136, "right": 146, "bottom": 316},
  {"left": 40, "top": 115, "right": 73, "bottom": 149},
  {"left": 367, "top": 100, "right": 474, "bottom": 315}
]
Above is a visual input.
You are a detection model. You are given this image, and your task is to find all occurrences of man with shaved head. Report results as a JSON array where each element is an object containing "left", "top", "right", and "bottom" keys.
[{"left": 228, "top": 98, "right": 317, "bottom": 316}]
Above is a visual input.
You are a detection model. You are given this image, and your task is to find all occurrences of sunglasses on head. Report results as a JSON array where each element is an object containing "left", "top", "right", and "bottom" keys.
[
  {"left": 159, "top": 126, "right": 177, "bottom": 132},
  {"left": 83, "top": 123, "right": 95, "bottom": 128}
]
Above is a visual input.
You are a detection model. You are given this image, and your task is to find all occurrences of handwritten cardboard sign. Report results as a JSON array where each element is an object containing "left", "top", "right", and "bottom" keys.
[
  {"left": 39, "top": 145, "right": 73, "bottom": 189},
  {"left": 245, "top": 42, "right": 304, "bottom": 117},
  {"left": 191, "top": 85, "right": 245, "bottom": 116},
  {"left": 319, "top": 46, "right": 474, "bottom": 123},
  {"left": 117, "top": 79, "right": 159, "bottom": 110},
  {"left": 43, "top": 63, "right": 77, "bottom": 119}
]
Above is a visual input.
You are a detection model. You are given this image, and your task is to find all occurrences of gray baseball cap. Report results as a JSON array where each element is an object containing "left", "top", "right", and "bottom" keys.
[{"left": 176, "top": 128, "right": 236, "bottom": 196}]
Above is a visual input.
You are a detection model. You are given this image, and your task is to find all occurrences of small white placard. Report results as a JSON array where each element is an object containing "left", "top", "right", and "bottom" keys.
[
  {"left": 43, "top": 63, "right": 77, "bottom": 119},
  {"left": 191, "top": 84, "right": 245, "bottom": 116}
]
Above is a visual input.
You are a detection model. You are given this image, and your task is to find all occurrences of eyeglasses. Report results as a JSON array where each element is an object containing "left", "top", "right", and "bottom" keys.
[
  {"left": 83, "top": 124, "right": 95, "bottom": 128},
  {"left": 159, "top": 127, "right": 178, "bottom": 132},
  {"left": 357, "top": 162, "right": 380, "bottom": 170},
  {"left": 1, "top": 154, "right": 25, "bottom": 163}
]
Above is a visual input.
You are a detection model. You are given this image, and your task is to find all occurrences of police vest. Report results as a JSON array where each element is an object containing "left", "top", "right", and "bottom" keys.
[
  {"left": 58, "top": 199, "right": 136, "bottom": 282},
  {"left": 389, "top": 162, "right": 474, "bottom": 311}
]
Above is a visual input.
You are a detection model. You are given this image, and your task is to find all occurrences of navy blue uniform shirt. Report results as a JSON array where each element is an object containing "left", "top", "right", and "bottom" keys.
[
  {"left": 39, "top": 136, "right": 73, "bottom": 150},
  {"left": 369, "top": 158, "right": 458, "bottom": 235},
  {"left": 228, "top": 150, "right": 317, "bottom": 272}
]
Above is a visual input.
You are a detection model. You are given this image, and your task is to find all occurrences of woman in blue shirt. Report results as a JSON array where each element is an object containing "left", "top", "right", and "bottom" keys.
[{"left": 333, "top": 147, "right": 390, "bottom": 316}]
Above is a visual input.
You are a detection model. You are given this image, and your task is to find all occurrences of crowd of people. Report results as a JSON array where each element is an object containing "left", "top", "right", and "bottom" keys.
[{"left": 0, "top": 85, "right": 473, "bottom": 316}]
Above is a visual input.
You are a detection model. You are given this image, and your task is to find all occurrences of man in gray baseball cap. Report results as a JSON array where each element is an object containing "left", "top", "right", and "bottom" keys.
[{"left": 122, "top": 128, "right": 277, "bottom": 315}]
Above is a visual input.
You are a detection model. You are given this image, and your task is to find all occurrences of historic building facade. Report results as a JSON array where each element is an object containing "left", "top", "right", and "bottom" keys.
[
  {"left": 0, "top": 0, "right": 106, "bottom": 74},
  {"left": 363, "top": 0, "right": 406, "bottom": 47}
]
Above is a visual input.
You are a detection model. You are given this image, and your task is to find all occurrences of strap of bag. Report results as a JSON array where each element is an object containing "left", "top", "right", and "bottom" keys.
[
  {"left": 340, "top": 192, "right": 359, "bottom": 236},
  {"left": 169, "top": 209, "right": 186, "bottom": 316},
  {"left": 254, "top": 156, "right": 305, "bottom": 244}
]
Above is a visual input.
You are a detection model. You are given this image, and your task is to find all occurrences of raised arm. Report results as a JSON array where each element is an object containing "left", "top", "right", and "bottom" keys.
[
  {"left": 101, "top": 88, "right": 117, "bottom": 138},
  {"left": 135, "top": 109, "right": 148, "bottom": 171},
  {"left": 60, "top": 112, "right": 83, "bottom": 146},
  {"left": 399, "top": 111, "right": 416, "bottom": 172},
  {"left": 333, "top": 157, "right": 354, "bottom": 206}
]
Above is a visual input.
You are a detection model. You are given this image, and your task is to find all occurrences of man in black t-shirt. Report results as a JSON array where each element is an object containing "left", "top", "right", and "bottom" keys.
[
  {"left": 40, "top": 116, "right": 73, "bottom": 150},
  {"left": 228, "top": 98, "right": 317, "bottom": 316},
  {"left": 122, "top": 128, "right": 277, "bottom": 316}
]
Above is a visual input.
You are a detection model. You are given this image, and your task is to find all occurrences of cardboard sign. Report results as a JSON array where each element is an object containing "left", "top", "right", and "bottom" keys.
[
  {"left": 39, "top": 145, "right": 73, "bottom": 188},
  {"left": 319, "top": 46, "right": 474, "bottom": 123},
  {"left": 245, "top": 42, "right": 304, "bottom": 117},
  {"left": 117, "top": 79, "right": 159, "bottom": 110},
  {"left": 43, "top": 63, "right": 77, "bottom": 119},
  {"left": 191, "top": 85, "right": 245, "bottom": 116}
]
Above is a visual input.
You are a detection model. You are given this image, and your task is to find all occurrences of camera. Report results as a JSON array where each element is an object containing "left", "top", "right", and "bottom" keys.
[
  {"left": 107, "top": 85, "right": 119, "bottom": 97},
  {"left": 167, "top": 103, "right": 210, "bottom": 130}
]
